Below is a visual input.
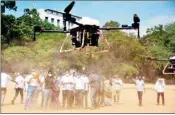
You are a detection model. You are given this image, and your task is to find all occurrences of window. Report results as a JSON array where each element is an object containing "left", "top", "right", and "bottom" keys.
[
  {"left": 51, "top": 18, "right": 54, "bottom": 23},
  {"left": 45, "top": 17, "right": 48, "bottom": 21},
  {"left": 53, "top": 12, "right": 57, "bottom": 15},
  {"left": 57, "top": 20, "right": 60, "bottom": 27}
]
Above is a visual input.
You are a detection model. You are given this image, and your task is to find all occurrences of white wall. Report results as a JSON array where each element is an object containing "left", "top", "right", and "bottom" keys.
[
  {"left": 37, "top": 9, "right": 64, "bottom": 27},
  {"left": 37, "top": 9, "right": 100, "bottom": 30}
]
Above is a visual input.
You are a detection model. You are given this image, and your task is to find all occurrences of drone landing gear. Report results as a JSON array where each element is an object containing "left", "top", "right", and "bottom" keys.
[
  {"left": 59, "top": 30, "right": 110, "bottom": 54},
  {"left": 163, "top": 63, "right": 175, "bottom": 75}
]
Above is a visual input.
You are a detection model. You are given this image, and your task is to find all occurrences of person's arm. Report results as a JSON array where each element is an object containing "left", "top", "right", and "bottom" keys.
[
  {"left": 27, "top": 76, "right": 33, "bottom": 84},
  {"left": 132, "top": 78, "right": 137, "bottom": 85},
  {"left": 143, "top": 81, "right": 145, "bottom": 92},
  {"left": 87, "top": 78, "right": 90, "bottom": 92},
  {"left": 162, "top": 79, "right": 166, "bottom": 88},
  {"left": 120, "top": 80, "right": 123, "bottom": 89},
  {"left": 155, "top": 81, "right": 158, "bottom": 91},
  {"left": 100, "top": 77, "right": 105, "bottom": 91},
  {"left": 8, "top": 75, "right": 16, "bottom": 83}
]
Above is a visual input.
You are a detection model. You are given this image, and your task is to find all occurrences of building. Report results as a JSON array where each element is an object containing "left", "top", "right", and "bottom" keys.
[
  {"left": 37, "top": 9, "right": 100, "bottom": 30},
  {"left": 37, "top": 9, "right": 82, "bottom": 29}
]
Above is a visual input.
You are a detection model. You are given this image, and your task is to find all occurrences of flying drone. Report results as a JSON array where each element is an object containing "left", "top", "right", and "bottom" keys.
[
  {"left": 33, "top": 1, "right": 140, "bottom": 54},
  {"left": 147, "top": 53, "right": 175, "bottom": 75}
]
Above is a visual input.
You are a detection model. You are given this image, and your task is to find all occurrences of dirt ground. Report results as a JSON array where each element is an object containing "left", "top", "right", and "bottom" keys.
[{"left": 1, "top": 82, "right": 175, "bottom": 113}]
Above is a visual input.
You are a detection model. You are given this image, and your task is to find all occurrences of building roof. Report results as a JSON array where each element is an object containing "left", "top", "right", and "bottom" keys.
[{"left": 45, "top": 9, "right": 82, "bottom": 19}]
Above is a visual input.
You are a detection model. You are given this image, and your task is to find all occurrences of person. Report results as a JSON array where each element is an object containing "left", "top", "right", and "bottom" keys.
[
  {"left": 1, "top": 71, "right": 16, "bottom": 104},
  {"left": 61, "top": 71, "right": 75, "bottom": 109},
  {"left": 155, "top": 77, "right": 165, "bottom": 105},
  {"left": 82, "top": 73, "right": 89, "bottom": 108},
  {"left": 32, "top": 70, "right": 45, "bottom": 108},
  {"left": 133, "top": 76, "right": 145, "bottom": 106},
  {"left": 89, "top": 73, "right": 104, "bottom": 109},
  {"left": 11, "top": 72, "right": 25, "bottom": 104},
  {"left": 42, "top": 70, "right": 54, "bottom": 110},
  {"left": 54, "top": 72, "right": 63, "bottom": 108},
  {"left": 24, "top": 70, "right": 40, "bottom": 110},
  {"left": 74, "top": 72, "right": 85, "bottom": 108},
  {"left": 70, "top": 69, "right": 77, "bottom": 108},
  {"left": 50, "top": 75, "right": 60, "bottom": 109},
  {"left": 111, "top": 75, "right": 123, "bottom": 104}
]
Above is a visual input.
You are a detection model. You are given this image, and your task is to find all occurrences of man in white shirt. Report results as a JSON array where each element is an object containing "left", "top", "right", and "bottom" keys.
[
  {"left": 1, "top": 72, "right": 16, "bottom": 104},
  {"left": 133, "top": 76, "right": 145, "bottom": 106},
  {"left": 11, "top": 72, "right": 25, "bottom": 104},
  {"left": 155, "top": 77, "right": 165, "bottom": 105},
  {"left": 61, "top": 71, "right": 75, "bottom": 109},
  {"left": 111, "top": 75, "right": 123, "bottom": 104},
  {"left": 74, "top": 73, "right": 85, "bottom": 108}
]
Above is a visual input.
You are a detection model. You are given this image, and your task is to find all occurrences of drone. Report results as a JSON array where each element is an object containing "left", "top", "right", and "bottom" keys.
[
  {"left": 33, "top": 1, "right": 140, "bottom": 54},
  {"left": 147, "top": 53, "right": 175, "bottom": 75}
]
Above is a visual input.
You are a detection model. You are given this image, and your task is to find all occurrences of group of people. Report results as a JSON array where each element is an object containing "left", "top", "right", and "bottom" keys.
[{"left": 1, "top": 69, "right": 166, "bottom": 111}]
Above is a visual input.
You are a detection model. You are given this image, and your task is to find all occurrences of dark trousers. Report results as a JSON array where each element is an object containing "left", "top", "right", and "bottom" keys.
[
  {"left": 12, "top": 88, "right": 23, "bottom": 103},
  {"left": 75, "top": 89, "right": 84, "bottom": 108},
  {"left": 137, "top": 91, "right": 143, "bottom": 106},
  {"left": 62, "top": 90, "right": 73, "bottom": 108},
  {"left": 157, "top": 92, "right": 165, "bottom": 105}
]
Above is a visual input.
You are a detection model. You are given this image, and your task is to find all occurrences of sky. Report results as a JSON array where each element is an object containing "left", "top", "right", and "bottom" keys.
[{"left": 5, "top": 1, "right": 175, "bottom": 36}]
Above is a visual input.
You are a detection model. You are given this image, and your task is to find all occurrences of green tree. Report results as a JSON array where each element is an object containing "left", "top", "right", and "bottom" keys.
[
  {"left": 1, "top": 1, "right": 17, "bottom": 13},
  {"left": 103, "top": 20, "right": 120, "bottom": 27}
]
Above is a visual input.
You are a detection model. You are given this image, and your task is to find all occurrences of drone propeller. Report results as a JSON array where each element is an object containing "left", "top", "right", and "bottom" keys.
[{"left": 64, "top": 1, "right": 75, "bottom": 14}]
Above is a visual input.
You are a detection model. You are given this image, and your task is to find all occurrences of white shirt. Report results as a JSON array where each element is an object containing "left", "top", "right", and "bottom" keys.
[
  {"left": 61, "top": 74, "right": 74, "bottom": 90},
  {"left": 74, "top": 76, "right": 85, "bottom": 90},
  {"left": 57, "top": 76, "right": 62, "bottom": 88},
  {"left": 155, "top": 79, "right": 165, "bottom": 92},
  {"left": 112, "top": 79, "right": 123, "bottom": 90},
  {"left": 82, "top": 75, "right": 89, "bottom": 91},
  {"left": 136, "top": 80, "right": 144, "bottom": 92},
  {"left": 25, "top": 74, "right": 39, "bottom": 87},
  {"left": 1, "top": 72, "right": 12, "bottom": 88},
  {"left": 15, "top": 75, "right": 25, "bottom": 89}
]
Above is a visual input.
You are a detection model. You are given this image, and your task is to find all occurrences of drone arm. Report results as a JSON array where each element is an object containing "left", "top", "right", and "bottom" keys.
[
  {"left": 100, "top": 27, "right": 134, "bottom": 30},
  {"left": 40, "top": 30, "right": 70, "bottom": 33}
]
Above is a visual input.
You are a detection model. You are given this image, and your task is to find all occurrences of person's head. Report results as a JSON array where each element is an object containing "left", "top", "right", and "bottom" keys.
[
  {"left": 17, "top": 72, "right": 20, "bottom": 76},
  {"left": 142, "top": 76, "right": 145, "bottom": 80},
  {"left": 138, "top": 76, "right": 142, "bottom": 80},
  {"left": 65, "top": 71, "right": 69, "bottom": 76},
  {"left": 158, "top": 79, "right": 163, "bottom": 84},
  {"left": 114, "top": 74, "right": 119, "bottom": 79},
  {"left": 70, "top": 69, "right": 76, "bottom": 76}
]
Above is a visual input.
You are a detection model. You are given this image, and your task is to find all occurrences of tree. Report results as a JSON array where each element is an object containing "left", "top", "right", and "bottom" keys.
[
  {"left": 1, "top": 1, "right": 17, "bottom": 13},
  {"left": 103, "top": 20, "right": 120, "bottom": 27}
]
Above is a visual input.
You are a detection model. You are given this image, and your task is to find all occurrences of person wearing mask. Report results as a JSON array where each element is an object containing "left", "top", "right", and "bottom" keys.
[
  {"left": 61, "top": 71, "right": 74, "bottom": 109},
  {"left": 89, "top": 73, "right": 104, "bottom": 109},
  {"left": 50, "top": 73, "right": 60, "bottom": 109},
  {"left": 11, "top": 72, "right": 25, "bottom": 104},
  {"left": 155, "top": 77, "right": 165, "bottom": 105},
  {"left": 24, "top": 70, "right": 40, "bottom": 110},
  {"left": 111, "top": 75, "right": 123, "bottom": 104},
  {"left": 133, "top": 76, "right": 145, "bottom": 106},
  {"left": 74, "top": 72, "right": 85, "bottom": 108},
  {"left": 42, "top": 69, "right": 54, "bottom": 110},
  {"left": 1, "top": 71, "right": 16, "bottom": 105}
]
